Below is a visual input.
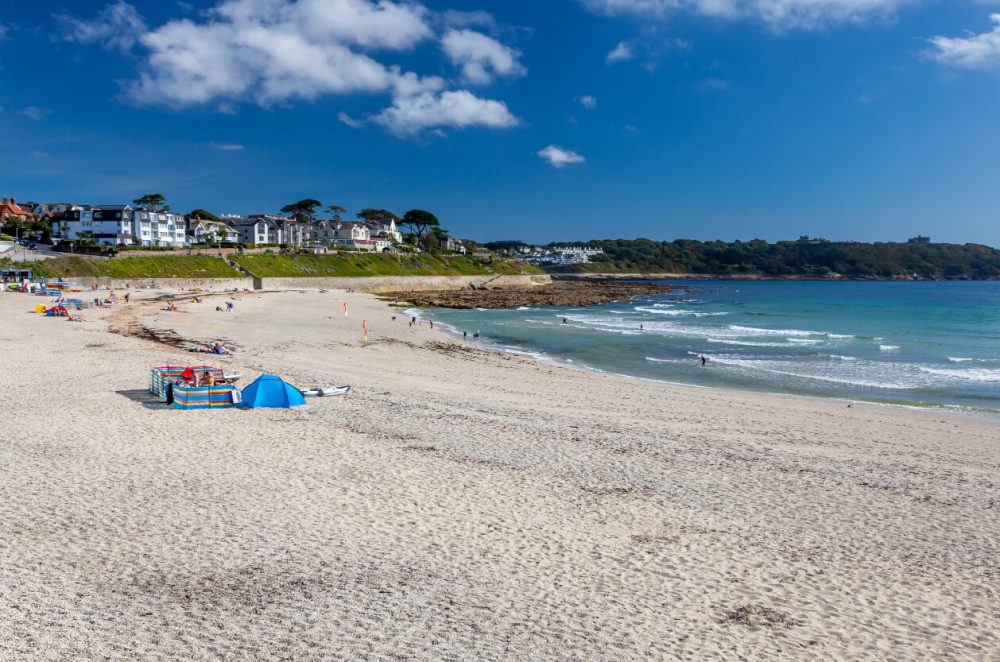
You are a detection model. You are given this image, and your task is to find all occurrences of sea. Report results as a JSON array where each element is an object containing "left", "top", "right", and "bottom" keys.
[{"left": 422, "top": 280, "right": 1000, "bottom": 414}]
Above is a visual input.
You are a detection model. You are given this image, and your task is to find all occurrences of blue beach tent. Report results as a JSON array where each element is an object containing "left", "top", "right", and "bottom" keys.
[{"left": 240, "top": 374, "right": 306, "bottom": 409}]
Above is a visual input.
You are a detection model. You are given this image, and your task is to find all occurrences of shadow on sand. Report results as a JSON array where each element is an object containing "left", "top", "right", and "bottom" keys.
[{"left": 115, "top": 389, "right": 170, "bottom": 410}]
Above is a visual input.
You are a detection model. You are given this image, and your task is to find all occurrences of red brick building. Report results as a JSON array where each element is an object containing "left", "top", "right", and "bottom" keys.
[{"left": 0, "top": 197, "right": 30, "bottom": 223}]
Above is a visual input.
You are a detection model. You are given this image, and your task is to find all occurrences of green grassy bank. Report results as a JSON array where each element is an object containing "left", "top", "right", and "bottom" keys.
[
  {"left": 2, "top": 255, "right": 244, "bottom": 279},
  {"left": 231, "top": 253, "right": 543, "bottom": 278},
  {"left": 2, "top": 252, "right": 543, "bottom": 280}
]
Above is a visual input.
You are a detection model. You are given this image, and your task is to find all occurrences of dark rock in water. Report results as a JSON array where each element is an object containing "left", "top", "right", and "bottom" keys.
[{"left": 384, "top": 280, "right": 673, "bottom": 309}]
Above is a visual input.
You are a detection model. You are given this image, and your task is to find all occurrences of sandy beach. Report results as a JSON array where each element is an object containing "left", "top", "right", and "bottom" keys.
[{"left": 1, "top": 287, "right": 998, "bottom": 660}]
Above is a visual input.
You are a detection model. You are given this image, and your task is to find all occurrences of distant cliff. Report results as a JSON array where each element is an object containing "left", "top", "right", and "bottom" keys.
[{"left": 547, "top": 239, "right": 1000, "bottom": 279}]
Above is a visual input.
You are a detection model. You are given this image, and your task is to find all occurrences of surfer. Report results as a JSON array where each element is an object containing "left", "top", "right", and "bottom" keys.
[
  {"left": 562, "top": 318, "right": 568, "bottom": 325},
  {"left": 700, "top": 355, "right": 707, "bottom": 366}
]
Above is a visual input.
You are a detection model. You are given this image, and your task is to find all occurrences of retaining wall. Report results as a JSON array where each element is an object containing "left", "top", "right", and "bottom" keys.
[
  {"left": 111, "top": 247, "right": 277, "bottom": 259},
  {"left": 64, "top": 274, "right": 549, "bottom": 293},
  {"left": 70, "top": 277, "right": 255, "bottom": 291}
]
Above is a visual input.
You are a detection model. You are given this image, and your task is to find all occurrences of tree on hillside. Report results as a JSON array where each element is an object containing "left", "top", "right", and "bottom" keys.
[
  {"left": 401, "top": 209, "right": 440, "bottom": 238},
  {"left": 327, "top": 204, "right": 347, "bottom": 221},
  {"left": 280, "top": 199, "right": 322, "bottom": 223},
  {"left": 357, "top": 208, "right": 399, "bottom": 224},
  {"left": 133, "top": 193, "right": 168, "bottom": 211},
  {"left": 189, "top": 208, "right": 220, "bottom": 221}
]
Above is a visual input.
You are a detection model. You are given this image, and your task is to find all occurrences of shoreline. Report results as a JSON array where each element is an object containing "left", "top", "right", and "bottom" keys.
[
  {"left": 2, "top": 287, "right": 998, "bottom": 660},
  {"left": 412, "top": 307, "right": 1000, "bottom": 422},
  {"left": 551, "top": 272, "right": 1000, "bottom": 282}
]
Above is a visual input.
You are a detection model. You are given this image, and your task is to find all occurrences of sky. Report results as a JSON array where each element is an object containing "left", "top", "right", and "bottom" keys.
[{"left": 1, "top": 0, "right": 999, "bottom": 245}]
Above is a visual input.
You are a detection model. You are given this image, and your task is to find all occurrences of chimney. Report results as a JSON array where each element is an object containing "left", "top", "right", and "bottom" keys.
[{"left": 10, "top": 197, "right": 15, "bottom": 205}]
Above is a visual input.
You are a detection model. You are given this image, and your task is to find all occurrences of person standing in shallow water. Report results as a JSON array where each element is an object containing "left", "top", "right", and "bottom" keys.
[{"left": 700, "top": 355, "right": 707, "bottom": 366}]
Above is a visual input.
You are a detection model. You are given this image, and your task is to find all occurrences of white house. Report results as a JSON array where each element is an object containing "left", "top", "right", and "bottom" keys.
[
  {"left": 234, "top": 215, "right": 307, "bottom": 247},
  {"left": 316, "top": 221, "right": 391, "bottom": 251},
  {"left": 362, "top": 219, "right": 403, "bottom": 244},
  {"left": 188, "top": 218, "right": 239, "bottom": 244},
  {"left": 51, "top": 209, "right": 95, "bottom": 242},
  {"left": 234, "top": 216, "right": 283, "bottom": 246},
  {"left": 33, "top": 203, "right": 83, "bottom": 220},
  {"left": 438, "top": 236, "right": 467, "bottom": 254}
]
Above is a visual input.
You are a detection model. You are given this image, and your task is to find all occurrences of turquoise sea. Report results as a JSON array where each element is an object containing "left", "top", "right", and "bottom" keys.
[{"left": 424, "top": 281, "right": 1000, "bottom": 413}]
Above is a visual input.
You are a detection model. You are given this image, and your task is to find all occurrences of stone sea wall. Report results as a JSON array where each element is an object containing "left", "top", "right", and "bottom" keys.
[
  {"left": 64, "top": 274, "right": 550, "bottom": 293},
  {"left": 69, "top": 277, "right": 256, "bottom": 291}
]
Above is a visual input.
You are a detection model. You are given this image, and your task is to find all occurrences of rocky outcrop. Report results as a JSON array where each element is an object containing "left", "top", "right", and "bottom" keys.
[{"left": 384, "top": 280, "right": 673, "bottom": 309}]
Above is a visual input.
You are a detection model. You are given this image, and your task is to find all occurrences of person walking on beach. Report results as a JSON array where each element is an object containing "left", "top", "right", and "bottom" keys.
[{"left": 226, "top": 301, "right": 234, "bottom": 312}]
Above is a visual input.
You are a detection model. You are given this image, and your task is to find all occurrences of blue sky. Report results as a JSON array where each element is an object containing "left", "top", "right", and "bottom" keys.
[{"left": 2, "top": 0, "right": 1000, "bottom": 245}]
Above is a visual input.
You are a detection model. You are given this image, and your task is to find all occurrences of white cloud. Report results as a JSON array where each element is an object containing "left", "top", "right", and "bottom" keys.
[
  {"left": 538, "top": 145, "right": 586, "bottom": 168},
  {"left": 128, "top": 0, "right": 438, "bottom": 107},
  {"left": 55, "top": 0, "right": 147, "bottom": 52},
  {"left": 374, "top": 90, "right": 520, "bottom": 136},
  {"left": 337, "top": 111, "right": 366, "bottom": 128},
  {"left": 578, "top": 95, "right": 598, "bottom": 109},
  {"left": 440, "top": 9, "right": 497, "bottom": 30},
  {"left": 441, "top": 29, "right": 526, "bottom": 85},
  {"left": 607, "top": 41, "right": 634, "bottom": 63},
  {"left": 60, "top": 0, "right": 523, "bottom": 137},
  {"left": 698, "top": 77, "right": 730, "bottom": 90},
  {"left": 581, "top": 0, "right": 914, "bottom": 30},
  {"left": 19, "top": 106, "right": 48, "bottom": 121},
  {"left": 929, "top": 14, "right": 1000, "bottom": 69},
  {"left": 210, "top": 142, "right": 245, "bottom": 151}
]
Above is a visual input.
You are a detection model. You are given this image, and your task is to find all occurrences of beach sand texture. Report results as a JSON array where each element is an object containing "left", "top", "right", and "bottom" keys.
[{"left": 1, "top": 289, "right": 998, "bottom": 660}]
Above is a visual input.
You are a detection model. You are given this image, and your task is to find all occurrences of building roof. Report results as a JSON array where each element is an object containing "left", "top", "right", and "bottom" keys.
[{"left": 0, "top": 197, "right": 30, "bottom": 218}]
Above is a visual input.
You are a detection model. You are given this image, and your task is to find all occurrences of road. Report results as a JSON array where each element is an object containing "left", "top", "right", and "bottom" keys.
[{"left": 1, "top": 242, "right": 64, "bottom": 262}]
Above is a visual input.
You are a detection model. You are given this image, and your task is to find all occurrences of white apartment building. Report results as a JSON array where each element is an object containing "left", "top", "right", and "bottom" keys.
[
  {"left": 132, "top": 209, "right": 188, "bottom": 248},
  {"left": 54, "top": 206, "right": 133, "bottom": 247}
]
